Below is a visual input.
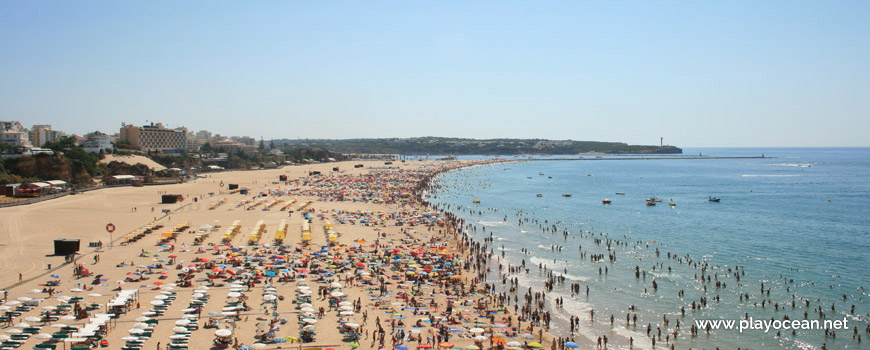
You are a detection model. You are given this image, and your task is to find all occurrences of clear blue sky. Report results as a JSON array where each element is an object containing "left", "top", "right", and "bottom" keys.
[{"left": 1, "top": 1, "right": 868, "bottom": 147}]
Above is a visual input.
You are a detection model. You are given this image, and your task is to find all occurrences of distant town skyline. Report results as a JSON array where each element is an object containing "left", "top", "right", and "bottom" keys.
[{"left": 2, "top": 1, "right": 868, "bottom": 147}]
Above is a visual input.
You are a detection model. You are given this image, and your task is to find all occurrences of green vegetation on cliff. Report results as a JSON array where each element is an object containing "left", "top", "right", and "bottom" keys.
[{"left": 275, "top": 137, "right": 681, "bottom": 155}]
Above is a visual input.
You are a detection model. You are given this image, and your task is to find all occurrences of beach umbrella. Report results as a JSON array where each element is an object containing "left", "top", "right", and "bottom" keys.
[
  {"left": 5, "top": 301, "right": 20, "bottom": 306},
  {"left": 469, "top": 328, "right": 484, "bottom": 334},
  {"left": 17, "top": 297, "right": 32, "bottom": 302},
  {"left": 150, "top": 300, "right": 164, "bottom": 306},
  {"left": 438, "top": 342, "right": 453, "bottom": 348},
  {"left": 170, "top": 334, "right": 188, "bottom": 340},
  {"left": 60, "top": 315, "right": 76, "bottom": 321},
  {"left": 4, "top": 329, "right": 22, "bottom": 334},
  {"left": 122, "top": 336, "right": 141, "bottom": 341},
  {"left": 227, "top": 292, "right": 242, "bottom": 298},
  {"left": 339, "top": 311, "right": 354, "bottom": 316},
  {"left": 175, "top": 319, "right": 190, "bottom": 326},
  {"left": 13, "top": 323, "right": 30, "bottom": 329},
  {"left": 472, "top": 336, "right": 487, "bottom": 342},
  {"left": 135, "top": 317, "right": 151, "bottom": 322},
  {"left": 505, "top": 341, "right": 522, "bottom": 347},
  {"left": 207, "top": 312, "right": 220, "bottom": 317},
  {"left": 345, "top": 323, "right": 360, "bottom": 329},
  {"left": 154, "top": 295, "right": 168, "bottom": 300},
  {"left": 526, "top": 342, "right": 543, "bottom": 348},
  {"left": 396, "top": 345, "right": 409, "bottom": 350},
  {"left": 520, "top": 333, "right": 534, "bottom": 339},
  {"left": 28, "top": 289, "right": 43, "bottom": 294},
  {"left": 215, "top": 329, "right": 232, "bottom": 337},
  {"left": 24, "top": 316, "right": 42, "bottom": 322},
  {"left": 464, "top": 346, "right": 479, "bottom": 350},
  {"left": 349, "top": 343, "right": 360, "bottom": 348},
  {"left": 263, "top": 295, "right": 277, "bottom": 301},
  {"left": 128, "top": 329, "right": 145, "bottom": 334},
  {"left": 302, "top": 318, "right": 317, "bottom": 324},
  {"left": 35, "top": 333, "right": 53, "bottom": 339},
  {"left": 132, "top": 323, "right": 149, "bottom": 329},
  {"left": 416, "top": 345, "right": 432, "bottom": 349},
  {"left": 173, "top": 327, "right": 188, "bottom": 333},
  {"left": 51, "top": 323, "right": 68, "bottom": 328},
  {"left": 564, "top": 342, "right": 579, "bottom": 348}
]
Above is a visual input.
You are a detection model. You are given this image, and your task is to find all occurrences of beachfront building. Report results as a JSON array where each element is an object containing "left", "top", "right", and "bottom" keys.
[
  {"left": 82, "top": 131, "right": 114, "bottom": 154},
  {"left": 31, "top": 124, "right": 66, "bottom": 147},
  {"left": 1, "top": 121, "right": 33, "bottom": 148},
  {"left": 119, "top": 122, "right": 187, "bottom": 153}
]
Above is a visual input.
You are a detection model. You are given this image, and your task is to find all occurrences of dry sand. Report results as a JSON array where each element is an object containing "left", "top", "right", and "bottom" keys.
[{"left": 0, "top": 160, "right": 570, "bottom": 350}]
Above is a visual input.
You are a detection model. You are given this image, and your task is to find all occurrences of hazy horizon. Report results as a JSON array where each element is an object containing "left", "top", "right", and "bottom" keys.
[{"left": 2, "top": 1, "right": 868, "bottom": 147}]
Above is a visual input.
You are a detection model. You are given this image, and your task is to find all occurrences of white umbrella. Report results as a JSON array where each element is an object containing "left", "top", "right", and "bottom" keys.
[
  {"left": 172, "top": 327, "right": 189, "bottom": 333},
  {"left": 215, "top": 329, "right": 232, "bottom": 337},
  {"left": 251, "top": 344, "right": 267, "bottom": 349},
  {"left": 175, "top": 319, "right": 191, "bottom": 326},
  {"left": 28, "top": 289, "right": 43, "bottom": 294},
  {"left": 60, "top": 315, "right": 77, "bottom": 321},
  {"left": 69, "top": 288, "right": 83, "bottom": 293},
  {"left": 182, "top": 308, "right": 197, "bottom": 313},
  {"left": 330, "top": 291, "right": 346, "bottom": 297},
  {"left": 469, "top": 328, "right": 485, "bottom": 334},
  {"left": 339, "top": 305, "right": 353, "bottom": 311},
  {"left": 17, "top": 297, "right": 32, "bottom": 302},
  {"left": 227, "top": 292, "right": 242, "bottom": 298},
  {"left": 302, "top": 318, "right": 317, "bottom": 324},
  {"left": 339, "top": 311, "right": 354, "bottom": 316},
  {"left": 338, "top": 301, "right": 352, "bottom": 306},
  {"left": 132, "top": 323, "right": 149, "bottom": 329},
  {"left": 4, "top": 329, "right": 22, "bottom": 334},
  {"left": 13, "top": 323, "right": 30, "bottom": 329},
  {"left": 87, "top": 293, "right": 102, "bottom": 297},
  {"left": 300, "top": 307, "right": 315, "bottom": 313},
  {"left": 128, "top": 328, "right": 145, "bottom": 334},
  {"left": 262, "top": 295, "right": 277, "bottom": 301},
  {"left": 473, "top": 335, "right": 488, "bottom": 342},
  {"left": 135, "top": 317, "right": 152, "bottom": 322},
  {"left": 345, "top": 322, "right": 360, "bottom": 328},
  {"left": 0, "top": 306, "right": 9, "bottom": 311},
  {"left": 24, "top": 316, "right": 42, "bottom": 322},
  {"left": 42, "top": 306, "right": 57, "bottom": 311},
  {"left": 221, "top": 311, "right": 235, "bottom": 316},
  {"left": 506, "top": 341, "right": 523, "bottom": 347},
  {"left": 0, "top": 335, "right": 10, "bottom": 341},
  {"left": 51, "top": 323, "right": 68, "bottom": 328},
  {"left": 300, "top": 303, "right": 313, "bottom": 308},
  {"left": 122, "top": 336, "right": 141, "bottom": 341},
  {"left": 150, "top": 300, "right": 164, "bottom": 306},
  {"left": 302, "top": 325, "right": 316, "bottom": 330},
  {"left": 35, "top": 334, "right": 53, "bottom": 339},
  {"left": 329, "top": 282, "right": 342, "bottom": 288},
  {"left": 154, "top": 295, "right": 168, "bottom": 300},
  {"left": 170, "top": 334, "right": 188, "bottom": 339},
  {"left": 5, "top": 301, "right": 20, "bottom": 306}
]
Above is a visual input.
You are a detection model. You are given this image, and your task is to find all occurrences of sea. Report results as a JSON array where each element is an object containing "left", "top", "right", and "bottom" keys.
[{"left": 423, "top": 148, "right": 870, "bottom": 350}]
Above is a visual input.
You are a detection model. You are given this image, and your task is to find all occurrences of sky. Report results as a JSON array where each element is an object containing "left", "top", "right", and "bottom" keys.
[{"left": 1, "top": 1, "right": 868, "bottom": 147}]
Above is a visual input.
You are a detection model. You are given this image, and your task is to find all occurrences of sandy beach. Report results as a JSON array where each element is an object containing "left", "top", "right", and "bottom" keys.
[{"left": 0, "top": 159, "right": 578, "bottom": 350}]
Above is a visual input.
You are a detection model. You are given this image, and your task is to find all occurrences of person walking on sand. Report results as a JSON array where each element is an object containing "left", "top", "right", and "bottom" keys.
[{"left": 19, "top": 273, "right": 22, "bottom": 282}]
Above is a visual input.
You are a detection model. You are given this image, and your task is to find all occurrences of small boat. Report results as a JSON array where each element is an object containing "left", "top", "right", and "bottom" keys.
[
  {"left": 562, "top": 194, "right": 572, "bottom": 197},
  {"left": 602, "top": 198, "right": 611, "bottom": 204},
  {"left": 669, "top": 199, "right": 676, "bottom": 206},
  {"left": 708, "top": 197, "right": 721, "bottom": 202},
  {"left": 539, "top": 172, "right": 545, "bottom": 176},
  {"left": 472, "top": 199, "right": 480, "bottom": 204},
  {"left": 615, "top": 192, "right": 625, "bottom": 195},
  {"left": 646, "top": 198, "right": 657, "bottom": 206},
  {"left": 536, "top": 194, "right": 543, "bottom": 197},
  {"left": 548, "top": 176, "right": 552, "bottom": 179},
  {"left": 587, "top": 172, "right": 592, "bottom": 176}
]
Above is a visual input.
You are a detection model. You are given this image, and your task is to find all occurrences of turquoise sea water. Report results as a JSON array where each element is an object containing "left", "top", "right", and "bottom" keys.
[{"left": 426, "top": 148, "right": 870, "bottom": 350}]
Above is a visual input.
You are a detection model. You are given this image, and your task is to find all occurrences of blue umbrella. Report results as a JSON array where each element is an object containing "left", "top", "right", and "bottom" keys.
[
  {"left": 51, "top": 274, "right": 61, "bottom": 278},
  {"left": 565, "top": 342, "right": 579, "bottom": 348},
  {"left": 396, "top": 345, "right": 408, "bottom": 350}
]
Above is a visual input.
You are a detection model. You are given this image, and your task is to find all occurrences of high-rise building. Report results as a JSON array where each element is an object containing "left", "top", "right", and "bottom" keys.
[
  {"left": 31, "top": 124, "right": 66, "bottom": 147},
  {"left": 119, "top": 122, "right": 187, "bottom": 152}
]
